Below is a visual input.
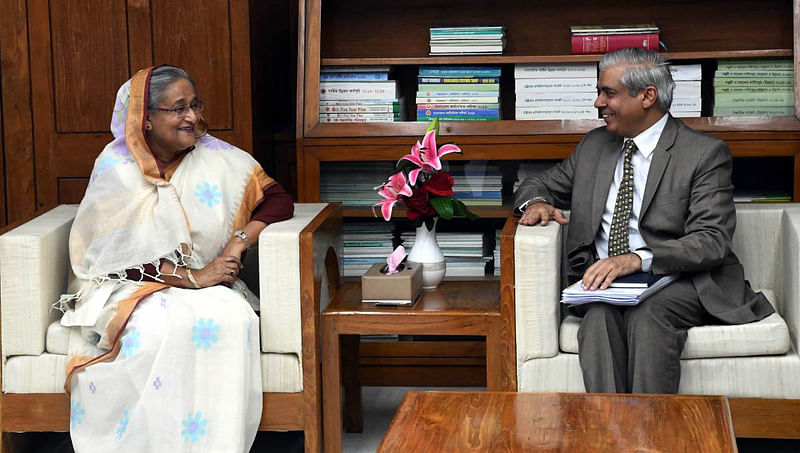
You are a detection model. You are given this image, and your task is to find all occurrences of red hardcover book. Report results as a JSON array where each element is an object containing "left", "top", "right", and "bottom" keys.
[{"left": 571, "top": 33, "right": 659, "bottom": 54}]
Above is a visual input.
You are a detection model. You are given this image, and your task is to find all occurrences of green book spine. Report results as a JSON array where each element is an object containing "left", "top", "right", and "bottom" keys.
[
  {"left": 713, "top": 106, "right": 795, "bottom": 116},
  {"left": 714, "top": 78, "right": 795, "bottom": 87},
  {"left": 714, "top": 91, "right": 795, "bottom": 107},
  {"left": 714, "top": 86, "right": 794, "bottom": 94},
  {"left": 714, "top": 70, "right": 795, "bottom": 78},
  {"left": 716, "top": 60, "right": 794, "bottom": 71},
  {"left": 416, "top": 116, "right": 500, "bottom": 121},
  {"left": 417, "top": 83, "right": 499, "bottom": 92}
]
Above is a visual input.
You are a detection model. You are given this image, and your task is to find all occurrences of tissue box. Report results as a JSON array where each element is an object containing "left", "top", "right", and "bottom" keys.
[{"left": 361, "top": 262, "right": 423, "bottom": 305}]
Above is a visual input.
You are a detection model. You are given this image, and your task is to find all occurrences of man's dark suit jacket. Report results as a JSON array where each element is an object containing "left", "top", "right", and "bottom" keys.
[{"left": 513, "top": 115, "right": 774, "bottom": 324}]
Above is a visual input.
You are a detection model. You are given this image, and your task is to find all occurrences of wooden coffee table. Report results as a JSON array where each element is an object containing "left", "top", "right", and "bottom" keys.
[
  {"left": 378, "top": 391, "right": 737, "bottom": 452},
  {"left": 322, "top": 280, "right": 514, "bottom": 453}
]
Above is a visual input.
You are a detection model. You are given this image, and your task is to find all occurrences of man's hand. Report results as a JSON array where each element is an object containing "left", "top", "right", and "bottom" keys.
[
  {"left": 519, "top": 201, "right": 569, "bottom": 226},
  {"left": 582, "top": 253, "right": 642, "bottom": 290}
]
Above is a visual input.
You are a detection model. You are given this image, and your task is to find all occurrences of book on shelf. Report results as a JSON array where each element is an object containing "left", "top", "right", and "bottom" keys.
[
  {"left": 515, "top": 78, "right": 597, "bottom": 93},
  {"left": 417, "top": 83, "right": 499, "bottom": 92},
  {"left": 416, "top": 116, "right": 499, "bottom": 121},
  {"left": 417, "top": 108, "right": 500, "bottom": 118},
  {"left": 716, "top": 59, "right": 794, "bottom": 71},
  {"left": 418, "top": 103, "right": 499, "bottom": 110},
  {"left": 429, "top": 25, "right": 504, "bottom": 34},
  {"left": 670, "top": 97, "right": 703, "bottom": 112},
  {"left": 669, "top": 64, "right": 702, "bottom": 81},
  {"left": 715, "top": 69, "right": 794, "bottom": 78},
  {"left": 714, "top": 91, "right": 794, "bottom": 107},
  {"left": 515, "top": 92, "right": 596, "bottom": 107},
  {"left": 671, "top": 111, "right": 701, "bottom": 118},
  {"left": 418, "top": 77, "right": 499, "bottom": 84},
  {"left": 417, "top": 90, "right": 501, "bottom": 98},
  {"left": 714, "top": 86, "right": 794, "bottom": 94},
  {"left": 416, "top": 96, "right": 499, "bottom": 103},
  {"left": 570, "top": 23, "right": 659, "bottom": 35},
  {"left": 320, "top": 103, "right": 399, "bottom": 114},
  {"left": 320, "top": 112, "right": 399, "bottom": 120},
  {"left": 516, "top": 106, "right": 598, "bottom": 120},
  {"left": 429, "top": 48, "right": 504, "bottom": 55},
  {"left": 673, "top": 81, "right": 701, "bottom": 98},
  {"left": 561, "top": 274, "right": 678, "bottom": 306},
  {"left": 514, "top": 63, "right": 597, "bottom": 79},
  {"left": 319, "top": 81, "right": 398, "bottom": 100},
  {"left": 714, "top": 78, "right": 794, "bottom": 88},
  {"left": 320, "top": 72, "right": 389, "bottom": 81},
  {"left": 320, "top": 65, "right": 390, "bottom": 73},
  {"left": 319, "top": 116, "right": 398, "bottom": 123},
  {"left": 418, "top": 66, "right": 501, "bottom": 77},
  {"left": 571, "top": 32, "right": 659, "bottom": 54},
  {"left": 712, "top": 106, "right": 795, "bottom": 117}
]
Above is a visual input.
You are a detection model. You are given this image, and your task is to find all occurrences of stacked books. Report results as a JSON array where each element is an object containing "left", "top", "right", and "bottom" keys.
[
  {"left": 713, "top": 59, "right": 795, "bottom": 117},
  {"left": 515, "top": 63, "right": 598, "bottom": 120},
  {"left": 417, "top": 65, "right": 501, "bottom": 121},
  {"left": 429, "top": 26, "right": 505, "bottom": 56},
  {"left": 320, "top": 162, "right": 396, "bottom": 208},
  {"left": 570, "top": 24, "right": 660, "bottom": 55},
  {"left": 343, "top": 222, "right": 395, "bottom": 277},
  {"left": 401, "top": 232, "right": 488, "bottom": 277},
  {"left": 444, "top": 161, "right": 503, "bottom": 207},
  {"left": 669, "top": 64, "right": 702, "bottom": 118},
  {"left": 493, "top": 230, "right": 501, "bottom": 277},
  {"left": 319, "top": 66, "right": 400, "bottom": 123}
]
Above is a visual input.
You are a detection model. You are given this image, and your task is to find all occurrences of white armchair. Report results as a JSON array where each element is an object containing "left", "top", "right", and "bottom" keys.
[
  {"left": 0, "top": 202, "right": 342, "bottom": 452},
  {"left": 501, "top": 203, "right": 800, "bottom": 438}
]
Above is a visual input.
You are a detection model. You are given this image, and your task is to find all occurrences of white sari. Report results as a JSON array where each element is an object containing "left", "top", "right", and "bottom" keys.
[{"left": 61, "top": 68, "right": 273, "bottom": 452}]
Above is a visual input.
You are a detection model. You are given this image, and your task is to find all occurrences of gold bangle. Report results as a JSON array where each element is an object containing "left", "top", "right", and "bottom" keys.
[{"left": 186, "top": 268, "right": 201, "bottom": 289}]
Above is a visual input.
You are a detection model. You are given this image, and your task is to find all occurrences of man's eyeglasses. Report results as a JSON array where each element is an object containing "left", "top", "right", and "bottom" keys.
[{"left": 152, "top": 99, "right": 204, "bottom": 118}]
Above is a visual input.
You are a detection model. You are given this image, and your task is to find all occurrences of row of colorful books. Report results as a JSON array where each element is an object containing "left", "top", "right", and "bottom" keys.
[
  {"left": 712, "top": 59, "right": 795, "bottom": 117},
  {"left": 429, "top": 26, "right": 505, "bottom": 56},
  {"left": 400, "top": 231, "right": 490, "bottom": 277},
  {"left": 417, "top": 65, "right": 501, "bottom": 122},
  {"left": 318, "top": 66, "right": 400, "bottom": 123},
  {"left": 570, "top": 23, "right": 661, "bottom": 55}
]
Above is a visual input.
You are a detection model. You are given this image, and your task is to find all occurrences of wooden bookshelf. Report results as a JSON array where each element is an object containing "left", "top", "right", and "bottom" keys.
[{"left": 297, "top": 0, "right": 800, "bottom": 385}]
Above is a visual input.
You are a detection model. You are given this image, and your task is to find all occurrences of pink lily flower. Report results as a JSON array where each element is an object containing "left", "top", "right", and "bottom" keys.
[
  {"left": 373, "top": 171, "right": 413, "bottom": 221},
  {"left": 400, "top": 129, "right": 461, "bottom": 185}
]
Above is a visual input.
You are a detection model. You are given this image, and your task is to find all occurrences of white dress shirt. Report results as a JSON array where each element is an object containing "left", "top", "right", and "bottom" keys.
[{"left": 594, "top": 113, "right": 669, "bottom": 272}]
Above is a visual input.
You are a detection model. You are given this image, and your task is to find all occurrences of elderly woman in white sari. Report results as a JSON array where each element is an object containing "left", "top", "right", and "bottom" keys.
[{"left": 59, "top": 65, "right": 293, "bottom": 452}]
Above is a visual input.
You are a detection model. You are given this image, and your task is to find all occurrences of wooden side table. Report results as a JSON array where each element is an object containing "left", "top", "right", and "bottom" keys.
[{"left": 321, "top": 280, "right": 511, "bottom": 453}]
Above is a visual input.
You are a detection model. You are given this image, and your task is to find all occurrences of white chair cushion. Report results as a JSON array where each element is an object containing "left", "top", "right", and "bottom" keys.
[{"left": 559, "top": 289, "right": 790, "bottom": 359}]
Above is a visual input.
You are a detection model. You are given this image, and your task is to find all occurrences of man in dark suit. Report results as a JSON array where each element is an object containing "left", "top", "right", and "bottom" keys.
[{"left": 513, "top": 48, "right": 774, "bottom": 394}]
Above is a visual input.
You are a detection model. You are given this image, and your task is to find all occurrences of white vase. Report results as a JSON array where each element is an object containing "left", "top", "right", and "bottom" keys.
[{"left": 407, "top": 218, "right": 446, "bottom": 290}]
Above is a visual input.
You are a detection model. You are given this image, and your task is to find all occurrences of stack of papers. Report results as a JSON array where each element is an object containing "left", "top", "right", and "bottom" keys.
[{"left": 561, "top": 273, "right": 678, "bottom": 306}]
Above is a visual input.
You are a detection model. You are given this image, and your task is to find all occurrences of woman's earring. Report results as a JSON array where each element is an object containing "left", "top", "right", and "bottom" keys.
[{"left": 145, "top": 122, "right": 152, "bottom": 131}]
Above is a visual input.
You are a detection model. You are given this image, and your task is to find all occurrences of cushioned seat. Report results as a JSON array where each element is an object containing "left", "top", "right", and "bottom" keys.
[
  {"left": 504, "top": 203, "right": 800, "bottom": 437},
  {"left": 0, "top": 202, "right": 342, "bottom": 452}
]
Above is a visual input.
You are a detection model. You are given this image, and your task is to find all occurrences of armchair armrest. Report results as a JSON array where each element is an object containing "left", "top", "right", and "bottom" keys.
[
  {"left": 779, "top": 207, "right": 800, "bottom": 347},
  {"left": 511, "top": 221, "right": 563, "bottom": 362},
  {"left": 0, "top": 205, "right": 78, "bottom": 358},
  {"left": 258, "top": 203, "right": 342, "bottom": 356}
]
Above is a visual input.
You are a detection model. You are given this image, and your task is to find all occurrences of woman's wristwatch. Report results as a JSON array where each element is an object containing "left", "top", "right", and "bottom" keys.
[{"left": 233, "top": 230, "right": 250, "bottom": 249}]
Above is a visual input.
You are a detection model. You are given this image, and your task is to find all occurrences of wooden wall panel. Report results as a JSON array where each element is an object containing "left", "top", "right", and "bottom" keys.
[
  {"left": 0, "top": 65, "right": 5, "bottom": 226},
  {"left": 151, "top": 0, "right": 233, "bottom": 131},
  {"left": 0, "top": 0, "right": 36, "bottom": 223},
  {"left": 50, "top": 0, "right": 129, "bottom": 133}
]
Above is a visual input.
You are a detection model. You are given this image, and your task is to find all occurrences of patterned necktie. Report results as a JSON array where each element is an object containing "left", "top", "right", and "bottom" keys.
[{"left": 608, "top": 139, "right": 637, "bottom": 257}]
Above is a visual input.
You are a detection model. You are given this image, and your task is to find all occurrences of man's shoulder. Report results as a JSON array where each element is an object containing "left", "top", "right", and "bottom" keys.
[{"left": 671, "top": 117, "right": 725, "bottom": 149}]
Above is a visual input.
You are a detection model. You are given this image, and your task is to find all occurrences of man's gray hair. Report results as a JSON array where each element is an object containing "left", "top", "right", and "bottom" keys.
[
  {"left": 147, "top": 65, "right": 194, "bottom": 111},
  {"left": 599, "top": 48, "right": 674, "bottom": 112}
]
